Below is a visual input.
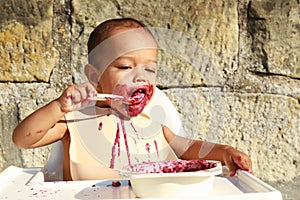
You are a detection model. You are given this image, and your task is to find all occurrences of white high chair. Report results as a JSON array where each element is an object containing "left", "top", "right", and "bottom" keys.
[{"left": 42, "top": 87, "right": 184, "bottom": 181}]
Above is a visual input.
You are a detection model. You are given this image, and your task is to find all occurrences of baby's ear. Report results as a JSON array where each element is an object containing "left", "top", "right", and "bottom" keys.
[{"left": 84, "top": 64, "right": 100, "bottom": 88}]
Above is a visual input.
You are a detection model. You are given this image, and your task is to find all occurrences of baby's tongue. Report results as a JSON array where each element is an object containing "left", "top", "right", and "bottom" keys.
[{"left": 128, "top": 91, "right": 145, "bottom": 104}]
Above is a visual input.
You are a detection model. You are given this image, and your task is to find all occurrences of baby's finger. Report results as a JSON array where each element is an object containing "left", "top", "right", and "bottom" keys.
[
  {"left": 74, "top": 85, "right": 88, "bottom": 100},
  {"left": 224, "top": 157, "right": 238, "bottom": 177},
  {"left": 63, "top": 85, "right": 75, "bottom": 100},
  {"left": 80, "top": 99, "right": 90, "bottom": 109},
  {"left": 69, "top": 88, "right": 81, "bottom": 103},
  {"left": 232, "top": 155, "right": 253, "bottom": 175},
  {"left": 59, "top": 85, "right": 75, "bottom": 109},
  {"left": 77, "top": 82, "right": 97, "bottom": 99},
  {"left": 229, "top": 168, "right": 237, "bottom": 177},
  {"left": 84, "top": 82, "right": 97, "bottom": 98}
]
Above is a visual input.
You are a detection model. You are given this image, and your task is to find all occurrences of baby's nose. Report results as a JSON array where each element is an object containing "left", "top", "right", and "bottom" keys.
[
  {"left": 132, "top": 67, "right": 147, "bottom": 83},
  {"left": 133, "top": 72, "right": 146, "bottom": 83}
]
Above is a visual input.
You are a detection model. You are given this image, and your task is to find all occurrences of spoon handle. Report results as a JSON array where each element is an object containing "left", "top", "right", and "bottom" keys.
[{"left": 95, "top": 94, "right": 124, "bottom": 101}]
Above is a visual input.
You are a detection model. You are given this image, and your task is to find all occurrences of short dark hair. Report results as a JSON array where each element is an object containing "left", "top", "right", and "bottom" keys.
[{"left": 87, "top": 18, "right": 147, "bottom": 54}]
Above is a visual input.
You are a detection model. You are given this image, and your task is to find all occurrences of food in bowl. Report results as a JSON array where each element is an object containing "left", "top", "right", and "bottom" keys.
[
  {"left": 123, "top": 159, "right": 219, "bottom": 173},
  {"left": 121, "top": 160, "right": 222, "bottom": 198}
]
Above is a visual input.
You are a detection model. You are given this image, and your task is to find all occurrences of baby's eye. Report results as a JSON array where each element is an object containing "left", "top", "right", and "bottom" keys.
[
  {"left": 117, "top": 66, "right": 132, "bottom": 70},
  {"left": 144, "top": 64, "right": 157, "bottom": 74},
  {"left": 145, "top": 68, "right": 156, "bottom": 74}
]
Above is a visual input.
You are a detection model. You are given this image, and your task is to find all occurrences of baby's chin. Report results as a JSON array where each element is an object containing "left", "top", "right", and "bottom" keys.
[{"left": 127, "top": 101, "right": 148, "bottom": 117}]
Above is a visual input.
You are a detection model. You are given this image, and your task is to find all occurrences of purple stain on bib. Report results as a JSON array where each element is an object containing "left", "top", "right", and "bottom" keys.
[
  {"left": 98, "top": 122, "right": 103, "bottom": 131},
  {"left": 145, "top": 142, "right": 150, "bottom": 153}
]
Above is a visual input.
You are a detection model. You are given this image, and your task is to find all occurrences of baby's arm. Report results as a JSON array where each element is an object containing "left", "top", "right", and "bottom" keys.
[
  {"left": 163, "top": 126, "right": 252, "bottom": 176},
  {"left": 12, "top": 82, "right": 96, "bottom": 149}
]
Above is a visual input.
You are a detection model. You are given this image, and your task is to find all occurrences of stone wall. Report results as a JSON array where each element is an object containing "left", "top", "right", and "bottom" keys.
[{"left": 0, "top": 0, "right": 299, "bottom": 198}]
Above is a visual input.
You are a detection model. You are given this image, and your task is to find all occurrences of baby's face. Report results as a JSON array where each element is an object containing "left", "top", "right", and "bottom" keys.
[
  {"left": 98, "top": 48, "right": 157, "bottom": 94},
  {"left": 97, "top": 48, "right": 158, "bottom": 118},
  {"left": 91, "top": 28, "right": 158, "bottom": 118}
]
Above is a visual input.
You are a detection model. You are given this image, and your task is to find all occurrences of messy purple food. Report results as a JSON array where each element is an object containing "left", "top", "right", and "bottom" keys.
[
  {"left": 124, "top": 159, "right": 218, "bottom": 173},
  {"left": 111, "top": 181, "right": 121, "bottom": 187}
]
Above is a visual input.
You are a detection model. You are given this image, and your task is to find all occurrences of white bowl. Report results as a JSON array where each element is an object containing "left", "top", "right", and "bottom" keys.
[{"left": 122, "top": 160, "right": 222, "bottom": 198}]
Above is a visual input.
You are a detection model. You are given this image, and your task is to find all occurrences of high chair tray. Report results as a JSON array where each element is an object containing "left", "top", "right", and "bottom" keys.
[{"left": 0, "top": 166, "right": 282, "bottom": 199}]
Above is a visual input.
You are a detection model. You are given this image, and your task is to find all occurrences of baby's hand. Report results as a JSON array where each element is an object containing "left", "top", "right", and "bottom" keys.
[
  {"left": 57, "top": 82, "right": 97, "bottom": 113},
  {"left": 223, "top": 146, "right": 253, "bottom": 176}
]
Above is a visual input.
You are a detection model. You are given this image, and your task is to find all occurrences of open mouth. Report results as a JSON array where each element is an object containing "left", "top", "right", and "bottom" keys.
[
  {"left": 126, "top": 85, "right": 153, "bottom": 117},
  {"left": 112, "top": 84, "right": 154, "bottom": 117},
  {"left": 125, "top": 88, "right": 148, "bottom": 105}
]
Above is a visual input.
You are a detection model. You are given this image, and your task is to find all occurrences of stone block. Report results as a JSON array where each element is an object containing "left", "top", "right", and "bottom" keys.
[
  {"left": 244, "top": 0, "right": 300, "bottom": 78},
  {"left": 0, "top": 0, "right": 58, "bottom": 82},
  {"left": 0, "top": 82, "right": 58, "bottom": 169}
]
